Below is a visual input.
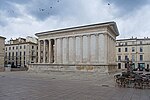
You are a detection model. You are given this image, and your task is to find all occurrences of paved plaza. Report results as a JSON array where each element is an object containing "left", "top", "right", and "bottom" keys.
[{"left": 0, "top": 71, "right": 149, "bottom": 100}]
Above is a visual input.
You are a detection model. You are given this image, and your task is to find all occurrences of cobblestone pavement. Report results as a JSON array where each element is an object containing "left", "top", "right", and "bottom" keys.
[{"left": 0, "top": 71, "right": 149, "bottom": 100}]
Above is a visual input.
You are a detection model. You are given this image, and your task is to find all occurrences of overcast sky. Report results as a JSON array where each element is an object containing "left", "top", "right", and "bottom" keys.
[{"left": 0, "top": 0, "right": 150, "bottom": 40}]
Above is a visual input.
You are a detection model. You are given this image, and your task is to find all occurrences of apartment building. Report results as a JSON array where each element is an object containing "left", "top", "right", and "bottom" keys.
[
  {"left": 116, "top": 37, "right": 150, "bottom": 70},
  {"left": 5, "top": 37, "right": 38, "bottom": 68},
  {"left": 0, "top": 36, "right": 6, "bottom": 71}
]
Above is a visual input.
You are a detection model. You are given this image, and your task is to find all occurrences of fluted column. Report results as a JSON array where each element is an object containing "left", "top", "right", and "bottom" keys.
[
  {"left": 109, "top": 36, "right": 112, "bottom": 63},
  {"left": 54, "top": 39, "right": 57, "bottom": 63},
  {"left": 38, "top": 40, "right": 41, "bottom": 63},
  {"left": 49, "top": 39, "right": 51, "bottom": 63},
  {"left": 73, "top": 36, "right": 76, "bottom": 63},
  {"left": 96, "top": 34, "right": 99, "bottom": 63},
  {"left": 104, "top": 33, "right": 108, "bottom": 64},
  {"left": 80, "top": 36, "right": 83, "bottom": 63},
  {"left": 43, "top": 40, "right": 46, "bottom": 63},
  {"left": 66, "top": 37, "right": 69, "bottom": 63},
  {"left": 60, "top": 38, "right": 63, "bottom": 63},
  {"left": 87, "top": 35, "right": 91, "bottom": 63}
]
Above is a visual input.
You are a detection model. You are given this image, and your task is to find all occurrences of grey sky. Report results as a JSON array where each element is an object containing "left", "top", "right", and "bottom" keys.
[
  {"left": 106, "top": 0, "right": 149, "bottom": 15},
  {"left": 0, "top": 0, "right": 150, "bottom": 40}
]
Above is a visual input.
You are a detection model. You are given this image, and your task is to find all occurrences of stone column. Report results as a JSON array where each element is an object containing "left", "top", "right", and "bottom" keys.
[
  {"left": 73, "top": 36, "right": 76, "bottom": 63},
  {"left": 80, "top": 36, "right": 83, "bottom": 63},
  {"left": 87, "top": 35, "right": 91, "bottom": 63},
  {"left": 113, "top": 39, "right": 116, "bottom": 63},
  {"left": 54, "top": 39, "right": 57, "bottom": 63},
  {"left": 110, "top": 36, "right": 112, "bottom": 63},
  {"left": 96, "top": 34, "right": 99, "bottom": 63},
  {"left": 38, "top": 40, "right": 41, "bottom": 63},
  {"left": 43, "top": 40, "right": 46, "bottom": 63},
  {"left": 104, "top": 33, "right": 108, "bottom": 64},
  {"left": 49, "top": 39, "right": 51, "bottom": 63},
  {"left": 66, "top": 37, "right": 69, "bottom": 63},
  {"left": 60, "top": 38, "right": 63, "bottom": 63},
  {"left": 107, "top": 35, "right": 110, "bottom": 63},
  {"left": 109, "top": 36, "right": 112, "bottom": 63}
]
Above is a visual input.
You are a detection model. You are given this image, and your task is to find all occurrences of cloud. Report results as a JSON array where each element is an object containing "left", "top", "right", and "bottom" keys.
[
  {"left": 0, "top": 0, "right": 115, "bottom": 39},
  {"left": 105, "top": 0, "right": 150, "bottom": 18},
  {"left": 24, "top": 0, "right": 114, "bottom": 22},
  {"left": 116, "top": 4, "right": 150, "bottom": 38},
  {"left": 0, "top": 0, "right": 150, "bottom": 40}
]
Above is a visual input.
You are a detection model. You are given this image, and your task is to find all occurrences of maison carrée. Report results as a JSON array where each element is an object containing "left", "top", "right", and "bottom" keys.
[{"left": 28, "top": 21, "right": 119, "bottom": 73}]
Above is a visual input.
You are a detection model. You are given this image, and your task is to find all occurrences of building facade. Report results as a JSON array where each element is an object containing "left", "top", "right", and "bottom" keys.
[
  {"left": 5, "top": 37, "right": 38, "bottom": 68},
  {"left": 0, "top": 36, "right": 6, "bottom": 71},
  {"left": 116, "top": 37, "right": 150, "bottom": 70},
  {"left": 29, "top": 22, "right": 119, "bottom": 73}
]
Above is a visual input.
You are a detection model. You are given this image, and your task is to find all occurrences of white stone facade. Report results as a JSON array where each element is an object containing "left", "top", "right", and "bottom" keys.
[
  {"left": 29, "top": 22, "right": 119, "bottom": 73},
  {"left": 116, "top": 37, "right": 150, "bottom": 70},
  {"left": 5, "top": 38, "right": 38, "bottom": 68},
  {"left": 0, "top": 36, "right": 6, "bottom": 71}
]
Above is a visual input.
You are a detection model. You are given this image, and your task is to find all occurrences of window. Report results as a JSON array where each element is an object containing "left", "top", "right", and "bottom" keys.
[
  {"left": 140, "top": 55, "right": 143, "bottom": 61},
  {"left": 5, "top": 53, "right": 7, "bottom": 58},
  {"left": 32, "top": 46, "right": 34, "bottom": 49},
  {"left": 20, "top": 61, "right": 21, "bottom": 66},
  {"left": 9, "top": 52, "right": 11, "bottom": 60},
  {"left": 118, "top": 48, "right": 121, "bottom": 52},
  {"left": 118, "top": 63, "right": 121, "bottom": 69},
  {"left": 24, "top": 51, "right": 25, "bottom": 56},
  {"left": 125, "top": 63, "right": 127, "bottom": 68},
  {"left": 125, "top": 55, "right": 128, "bottom": 60},
  {"left": 132, "top": 55, "right": 135, "bottom": 61},
  {"left": 6, "top": 47, "right": 7, "bottom": 51},
  {"left": 20, "top": 52, "right": 22, "bottom": 56},
  {"left": 147, "top": 64, "right": 149, "bottom": 69},
  {"left": 9, "top": 47, "right": 11, "bottom": 50},
  {"left": 140, "top": 41, "right": 142, "bottom": 44},
  {"left": 12, "top": 52, "right": 14, "bottom": 60},
  {"left": 13, "top": 47, "right": 14, "bottom": 50},
  {"left": 132, "top": 47, "right": 135, "bottom": 52},
  {"left": 118, "top": 56, "right": 121, "bottom": 61},
  {"left": 16, "top": 46, "right": 18, "bottom": 49},
  {"left": 125, "top": 42, "right": 127, "bottom": 46},
  {"left": 140, "top": 47, "right": 143, "bottom": 52},
  {"left": 125, "top": 48, "right": 128, "bottom": 52},
  {"left": 24, "top": 45, "right": 26, "bottom": 49},
  {"left": 20, "top": 46, "right": 22, "bottom": 49}
]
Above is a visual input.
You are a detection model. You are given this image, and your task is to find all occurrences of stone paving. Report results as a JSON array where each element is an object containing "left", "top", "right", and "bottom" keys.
[{"left": 0, "top": 71, "right": 149, "bottom": 100}]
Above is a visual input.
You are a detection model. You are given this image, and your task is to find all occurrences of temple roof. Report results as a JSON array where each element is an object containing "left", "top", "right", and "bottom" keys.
[{"left": 35, "top": 21, "right": 119, "bottom": 37}]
